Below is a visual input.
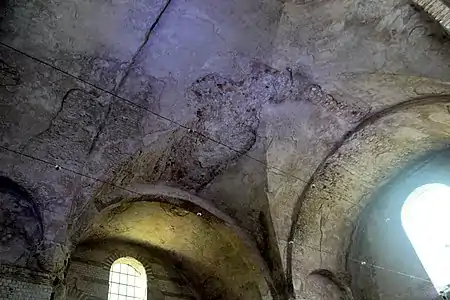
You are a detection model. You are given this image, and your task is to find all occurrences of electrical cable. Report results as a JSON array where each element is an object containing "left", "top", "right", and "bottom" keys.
[
  {"left": 0, "top": 28, "right": 430, "bottom": 285},
  {"left": 0, "top": 41, "right": 316, "bottom": 188},
  {"left": 298, "top": 243, "right": 434, "bottom": 284},
  {"left": 1, "top": 143, "right": 433, "bottom": 284}
]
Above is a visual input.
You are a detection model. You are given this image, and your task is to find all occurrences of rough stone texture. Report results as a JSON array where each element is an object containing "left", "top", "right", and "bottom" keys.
[
  {"left": 129, "top": 0, "right": 281, "bottom": 95},
  {"left": 0, "top": 0, "right": 168, "bottom": 88},
  {"left": 0, "top": 176, "right": 44, "bottom": 268},
  {"left": 286, "top": 98, "right": 450, "bottom": 299},
  {"left": 77, "top": 199, "right": 274, "bottom": 300},
  {"left": 0, "top": 277, "right": 52, "bottom": 300},
  {"left": 272, "top": 0, "right": 450, "bottom": 82},
  {"left": 2, "top": 0, "right": 450, "bottom": 299},
  {"left": 0, "top": 265, "right": 52, "bottom": 300}
]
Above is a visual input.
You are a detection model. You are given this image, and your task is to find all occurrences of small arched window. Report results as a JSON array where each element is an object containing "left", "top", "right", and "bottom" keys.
[
  {"left": 401, "top": 183, "right": 450, "bottom": 294},
  {"left": 108, "top": 257, "right": 147, "bottom": 300}
]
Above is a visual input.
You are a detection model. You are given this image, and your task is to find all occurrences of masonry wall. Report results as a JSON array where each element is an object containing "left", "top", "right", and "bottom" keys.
[
  {"left": 0, "top": 265, "right": 53, "bottom": 300},
  {"left": 66, "top": 241, "right": 198, "bottom": 300}
]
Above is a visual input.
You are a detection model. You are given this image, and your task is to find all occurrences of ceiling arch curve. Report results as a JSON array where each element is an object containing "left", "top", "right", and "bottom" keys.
[
  {"left": 72, "top": 184, "right": 276, "bottom": 300},
  {"left": 286, "top": 94, "right": 450, "bottom": 298}
]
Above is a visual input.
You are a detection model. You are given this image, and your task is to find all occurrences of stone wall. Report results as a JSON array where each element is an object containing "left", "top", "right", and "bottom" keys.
[
  {"left": 0, "top": 175, "right": 54, "bottom": 300},
  {"left": 66, "top": 241, "right": 198, "bottom": 300},
  {"left": 0, "top": 265, "right": 52, "bottom": 300},
  {"left": 0, "top": 278, "right": 52, "bottom": 300}
]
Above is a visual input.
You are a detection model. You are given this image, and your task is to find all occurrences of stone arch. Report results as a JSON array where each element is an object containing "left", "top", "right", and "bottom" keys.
[
  {"left": 344, "top": 148, "right": 450, "bottom": 300},
  {"left": 0, "top": 175, "right": 44, "bottom": 269},
  {"left": 69, "top": 184, "right": 276, "bottom": 300},
  {"left": 286, "top": 94, "right": 450, "bottom": 297}
]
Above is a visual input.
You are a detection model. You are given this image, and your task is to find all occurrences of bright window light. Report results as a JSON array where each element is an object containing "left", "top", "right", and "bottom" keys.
[
  {"left": 401, "top": 183, "right": 450, "bottom": 293},
  {"left": 108, "top": 257, "right": 147, "bottom": 300}
]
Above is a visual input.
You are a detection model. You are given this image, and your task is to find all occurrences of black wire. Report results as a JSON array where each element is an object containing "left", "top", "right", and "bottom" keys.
[
  {"left": 0, "top": 145, "right": 141, "bottom": 196},
  {"left": 0, "top": 144, "right": 433, "bottom": 285},
  {"left": 0, "top": 41, "right": 314, "bottom": 187},
  {"left": 0, "top": 3, "right": 433, "bottom": 288}
]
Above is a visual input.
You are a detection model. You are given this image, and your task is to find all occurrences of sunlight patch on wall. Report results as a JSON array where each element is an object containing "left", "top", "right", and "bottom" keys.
[{"left": 401, "top": 183, "right": 450, "bottom": 293}]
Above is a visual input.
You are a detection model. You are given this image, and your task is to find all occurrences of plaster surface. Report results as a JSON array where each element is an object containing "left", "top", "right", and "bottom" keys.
[{"left": 1, "top": 0, "right": 450, "bottom": 299}]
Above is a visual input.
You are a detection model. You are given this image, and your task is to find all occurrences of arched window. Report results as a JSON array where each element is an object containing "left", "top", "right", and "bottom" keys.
[
  {"left": 108, "top": 257, "right": 147, "bottom": 300},
  {"left": 401, "top": 183, "right": 450, "bottom": 294}
]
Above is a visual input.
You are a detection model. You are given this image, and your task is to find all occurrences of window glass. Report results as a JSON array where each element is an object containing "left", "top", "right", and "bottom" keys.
[
  {"left": 401, "top": 183, "right": 450, "bottom": 293},
  {"left": 108, "top": 257, "right": 147, "bottom": 300}
]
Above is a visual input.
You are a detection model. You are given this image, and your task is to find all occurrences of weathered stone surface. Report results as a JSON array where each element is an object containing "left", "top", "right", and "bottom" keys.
[
  {"left": 287, "top": 99, "right": 450, "bottom": 299},
  {"left": 0, "top": 176, "right": 43, "bottom": 268},
  {"left": 80, "top": 200, "right": 274, "bottom": 300},
  {"left": 0, "top": 0, "right": 168, "bottom": 88},
  {"left": 273, "top": 0, "right": 450, "bottom": 82},
  {"left": 3, "top": 0, "right": 450, "bottom": 298}
]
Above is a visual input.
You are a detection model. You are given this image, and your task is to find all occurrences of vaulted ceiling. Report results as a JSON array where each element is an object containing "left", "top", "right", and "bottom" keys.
[{"left": 1, "top": 0, "right": 450, "bottom": 299}]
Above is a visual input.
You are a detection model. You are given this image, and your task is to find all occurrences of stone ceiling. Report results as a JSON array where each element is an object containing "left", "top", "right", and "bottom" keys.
[{"left": 1, "top": 0, "right": 450, "bottom": 298}]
